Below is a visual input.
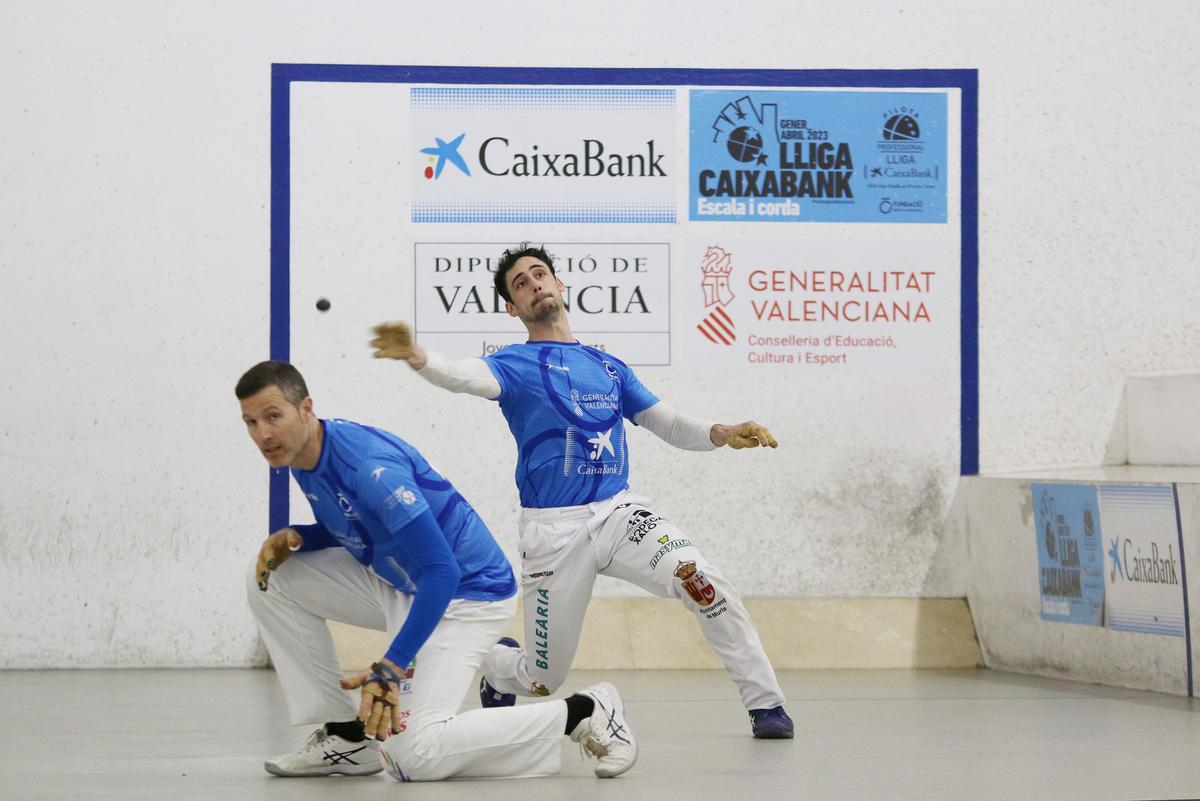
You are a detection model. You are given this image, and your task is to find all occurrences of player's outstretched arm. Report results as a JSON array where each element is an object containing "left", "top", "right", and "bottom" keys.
[
  {"left": 634, "top": 402, "right": 718, "bottom": 451},
  {"left": 633, "top": 404, "right": 777, "bottom": 451},
  {"left": 371, "top": 321, "right": 427, "bottom": 370},
  {"left": 709, "top": 420, "right": 779, "bottom": 449},
  {"left": 370, "top": 321, "right": 501, "bottom": 400}
]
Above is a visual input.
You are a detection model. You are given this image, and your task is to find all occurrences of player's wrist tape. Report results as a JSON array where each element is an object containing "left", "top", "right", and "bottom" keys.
[{"left": 368, "top": 661, "right": 403, "bottom": 696}]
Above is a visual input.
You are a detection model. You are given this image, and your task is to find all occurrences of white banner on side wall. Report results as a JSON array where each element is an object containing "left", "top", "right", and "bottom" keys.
[{"left": 1100, "top": 485, "right": 1186, "bottom": 636}]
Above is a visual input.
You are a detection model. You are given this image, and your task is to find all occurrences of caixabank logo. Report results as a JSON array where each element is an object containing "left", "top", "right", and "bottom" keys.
[
  {"left": 420, "top": 133, "right": 471, "bottom": 179},
  {"left": 1107, "top": 537, "right": 1180, "bottom": 587},
  {"left": 419, "top": 132, "right": 666, "bottom": 181},
  {"left": 411, "top": 87, "right": 676, "bottom": 223},
  {"left": 689, "top": 89, "right": 948, "bottom": 224}
]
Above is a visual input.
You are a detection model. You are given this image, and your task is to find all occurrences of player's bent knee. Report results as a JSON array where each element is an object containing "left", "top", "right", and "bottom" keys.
[
  {"left": 380, "top": 731, "right": 453, "bottom": 782},
  {"left": 381, "top": 752, "right": 445, "bottom": 782},
  {"left": 528, "top": 664, "right": 568, "bottom": 695}
]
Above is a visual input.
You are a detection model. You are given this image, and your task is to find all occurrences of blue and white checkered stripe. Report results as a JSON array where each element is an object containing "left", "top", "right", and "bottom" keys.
[
  {"left": 412, "top": 87, "right": 674, "bottom": 112},
  {"left": 412, "top": 200, "right": 675, "bottom": 224}
]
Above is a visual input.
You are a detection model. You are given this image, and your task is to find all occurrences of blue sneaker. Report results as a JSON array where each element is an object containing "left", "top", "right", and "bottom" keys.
[
  {"left": 479, "top": 637, "right": 520, "bottom": 708},
  {"left": 749, "top": 706, "right": 794, "bottom": 739}
]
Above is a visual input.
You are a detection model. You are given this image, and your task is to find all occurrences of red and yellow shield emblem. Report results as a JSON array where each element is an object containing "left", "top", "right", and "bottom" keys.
[{"left": 674, "top": 560, "right": 716, "bottom": 606}]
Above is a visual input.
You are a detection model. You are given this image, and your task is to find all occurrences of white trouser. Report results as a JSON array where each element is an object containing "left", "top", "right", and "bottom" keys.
[
  {"left": 482, "top": 490, "right": 785, "bottom": 711},
  {"left": 245, "top": 549, "right": 568, "bottom": 781}
]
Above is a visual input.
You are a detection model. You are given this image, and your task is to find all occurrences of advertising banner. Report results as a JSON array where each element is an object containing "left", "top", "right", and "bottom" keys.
[
  {"left": 411, "top": 87, "right": 676, "bottom": 224},
  {"left": 413, "top": 242, "right": 672, "bottom": 363},
  {"left": 689, "top": 90, "right": 947, "bottom": 223},
  {"left": 677, "top": 238, "right": 956, "bottom": 371},
  {"left": 1031, "top": 483, "right": 1105, "bottom": 625},
  {"left": 1100, "top": 485, "right": 1186, "bottom": 636}
]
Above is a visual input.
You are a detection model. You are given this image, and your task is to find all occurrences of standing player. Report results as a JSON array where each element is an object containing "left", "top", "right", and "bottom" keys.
[
  {"left": 236, "top": 360, "right": 637, "bottom": 780},
  {"left": 370, "top": 244, "right": 794, "bottom": 739}
]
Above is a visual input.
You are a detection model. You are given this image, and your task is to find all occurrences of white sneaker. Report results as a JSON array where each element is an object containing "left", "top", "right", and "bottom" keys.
[
  {"left": 264, "top": 727, "right": 382, "bottom": 777},
  {"left": 569, "top": 682, "right": 638, "bottom": 778}
]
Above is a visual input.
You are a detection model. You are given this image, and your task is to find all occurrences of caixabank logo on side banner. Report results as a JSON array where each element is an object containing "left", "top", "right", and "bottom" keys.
[
  {"left": 689, "top": 90, "right": 947, "bottom": 223},
  {"left": 411, "top": 87, "right": 676, "bottom": 223},
  {"left": 1099, "top": 485, "right": 1186, "bottom": 636}
]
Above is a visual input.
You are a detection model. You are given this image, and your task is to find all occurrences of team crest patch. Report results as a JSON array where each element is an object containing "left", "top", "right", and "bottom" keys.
[{"left": 674, "top": 560, "right": 717, "bottom": 606}]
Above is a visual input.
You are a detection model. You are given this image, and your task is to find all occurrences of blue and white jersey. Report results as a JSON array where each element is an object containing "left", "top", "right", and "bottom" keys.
[
  {"left": 483, "top": 342, "right": 659, "bottom": 508},
  {"left": 291, "top": 419, "right": 515, "bottom": 601}
]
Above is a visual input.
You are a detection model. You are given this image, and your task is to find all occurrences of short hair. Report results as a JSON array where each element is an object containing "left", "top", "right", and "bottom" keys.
[
  {"left": 235, "top": 360, "right": 310, "bottom": 406},
  {"left": 493, "top": 243, "right": 555, "bottom": 303}
]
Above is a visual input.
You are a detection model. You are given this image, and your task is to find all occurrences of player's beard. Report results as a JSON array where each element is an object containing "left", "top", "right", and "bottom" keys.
[{"left": 522, "top": 294, "right": 562, "bottom": 325}]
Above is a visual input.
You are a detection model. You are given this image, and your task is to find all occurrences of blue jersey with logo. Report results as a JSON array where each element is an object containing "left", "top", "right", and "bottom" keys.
[
  {"left": 291, "top": 419, "right": 515, "bottom": 601},
  {"left": 483, "top": 342, "right": 659, "bottom": 508}
]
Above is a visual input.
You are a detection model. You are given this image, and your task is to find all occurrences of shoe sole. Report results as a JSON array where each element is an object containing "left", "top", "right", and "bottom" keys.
[
  {"left": 752, "top": 727, "right": 795, "bottom": 740},
  {"left": 264, "top": 761, "right": 383, "bottom": 777}
]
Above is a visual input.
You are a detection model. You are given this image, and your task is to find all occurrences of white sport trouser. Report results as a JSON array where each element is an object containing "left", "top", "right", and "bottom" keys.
[
  {"left": 482, "top": 490, "right": 785, "bottom": 711},
  {"left": 245, "top": 549, "right": 568, "bottom": 781}
]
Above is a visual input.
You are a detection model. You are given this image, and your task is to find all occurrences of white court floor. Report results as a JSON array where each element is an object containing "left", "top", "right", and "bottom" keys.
[{"left": 1, "top": 668, "right": 1197, "bottom": 801}]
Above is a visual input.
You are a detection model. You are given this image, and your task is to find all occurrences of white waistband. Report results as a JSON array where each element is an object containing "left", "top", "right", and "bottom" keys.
[{"left": 519, "top": 489, "right": 645, "bottom": 523}]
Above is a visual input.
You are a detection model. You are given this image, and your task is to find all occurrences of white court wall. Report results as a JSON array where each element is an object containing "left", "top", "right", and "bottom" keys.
[{"left": 1, "top": 2, "right": 1198, "bottom": 667}]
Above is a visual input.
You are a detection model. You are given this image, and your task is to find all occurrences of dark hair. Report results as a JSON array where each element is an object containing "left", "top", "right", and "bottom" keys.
[
  {"left": 235, "top": 360, "right": 310, "bottom": 406},
  {"left": 493, "top": 243, "right": 555, "bottom": 303}
]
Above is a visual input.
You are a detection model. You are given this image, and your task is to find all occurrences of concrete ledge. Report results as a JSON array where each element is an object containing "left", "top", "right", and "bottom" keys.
[
  {"left": 956, "top": 472, "right": 1200, "bottom": 696},
  {"left": 328, "top": 597, "right": 981, "bottom": 671},
  {"left": 1127, "top": 371, "right": 1200, "bottom": 465}
]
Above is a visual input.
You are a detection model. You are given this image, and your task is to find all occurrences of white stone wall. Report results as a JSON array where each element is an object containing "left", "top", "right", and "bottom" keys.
[{"left": 2, "top": 1, "right": 1198, "bottom": 666}]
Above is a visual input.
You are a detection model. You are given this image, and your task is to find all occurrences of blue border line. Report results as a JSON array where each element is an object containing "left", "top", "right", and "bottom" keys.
[
  {"left": 1172, "top": 483, "right": 1194, "bottom": 696},
  {"left": 959, "top": 71, "right": 979, "bottom": 476},
  {"left": 267, "top": 64, "right": 981, "bottom": 531},
  {"left": 268, "top": 68, "right": 292, "bottom": 531},
  {"left": 272, "top": 64, "right": 975, "bottom": 88}
]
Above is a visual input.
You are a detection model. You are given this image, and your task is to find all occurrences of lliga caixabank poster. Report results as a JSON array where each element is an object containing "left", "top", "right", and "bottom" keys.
[{"left": 689, "top": 90, "right": 947, "bottom": 223}]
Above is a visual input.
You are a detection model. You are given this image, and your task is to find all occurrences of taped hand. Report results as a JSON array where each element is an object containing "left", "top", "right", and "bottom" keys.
[
  {"left": 714, "top": 421, "right": 779, "bottom": 450},
  {"left": 255, "top": 527, "right": 303, "bottom": 592},
  {"left": 371, "top": 322, "right": 415, "bottom": 362},
  {"left": 342, "top": 662, "right": 404, "bottom": 741}
]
